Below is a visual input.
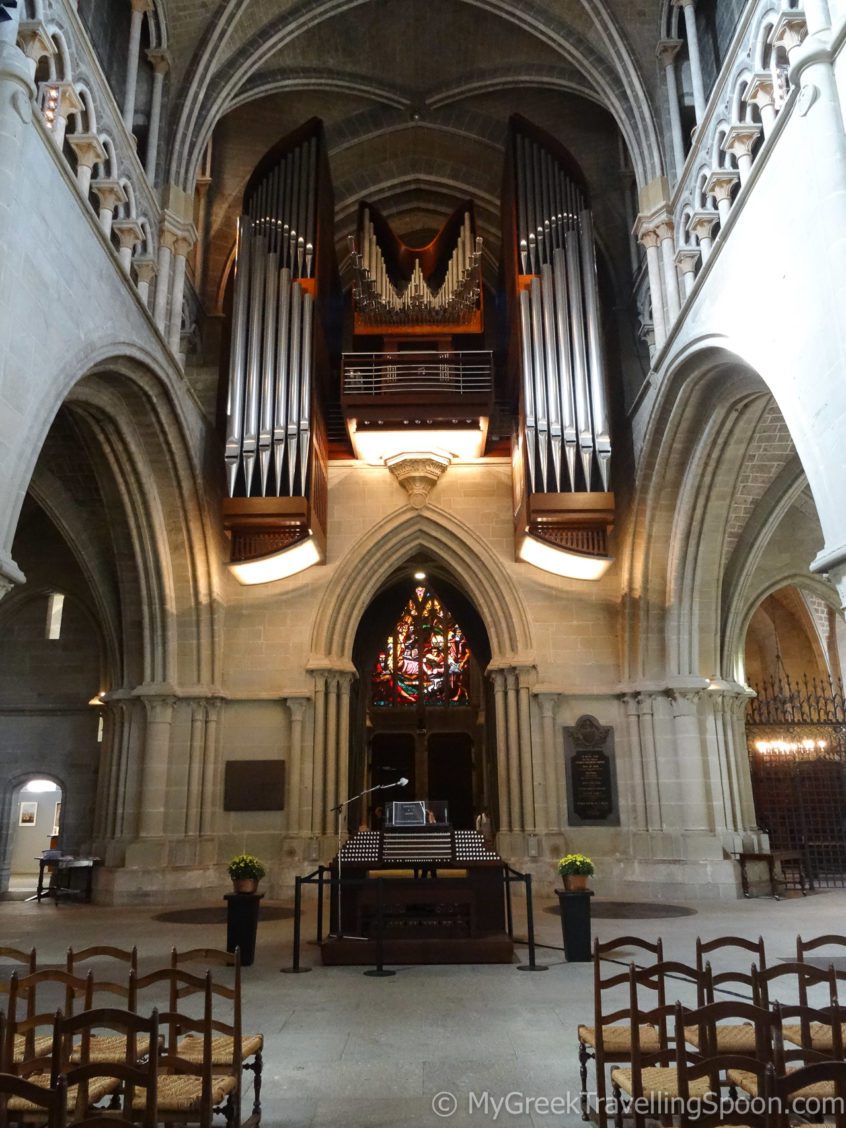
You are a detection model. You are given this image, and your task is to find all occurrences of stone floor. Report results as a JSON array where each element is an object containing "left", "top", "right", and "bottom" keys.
[{"left": 1, "top": 882, "right": 845, "bottom": 1127}]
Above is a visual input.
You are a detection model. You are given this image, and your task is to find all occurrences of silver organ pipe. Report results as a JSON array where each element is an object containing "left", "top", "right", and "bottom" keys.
[
  {"left": 512, "top": 126, "right": 612, "bottom": 494},
  {"left": 224, "top": 129, "right": 321, "bottom": 498}
]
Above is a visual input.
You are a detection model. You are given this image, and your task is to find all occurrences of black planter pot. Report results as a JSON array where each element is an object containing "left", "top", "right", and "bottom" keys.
[
  {"left": 555, "top": 888, "right": 594, "bottom": 962},
  {"left": 224, "top": 891, "right": 264, "bottom": 966}
]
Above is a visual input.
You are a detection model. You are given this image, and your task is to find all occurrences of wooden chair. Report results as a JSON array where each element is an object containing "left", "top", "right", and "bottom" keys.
[
  {"left": 764, "top": 1058, "right": 846, "bottom": 1128},
  {"left": 3, "top": 968, "right": 94, "bottom": 1069},
  {"left": 753, "top": 961, "right": 845, "bottom": 1052},
  {"left": 676, "top": 998, "right": 783, "bottom": 1126},
  {"left": 0, "top": 1072, "right": 67, "bottom": 1128},
  {"left": 50, "top": 1005, "right": 159, "bottom": 1127},
  {"left": 797, "top": 934, "right": 846, "bottom": 964},
  {"left": 697, "top": 935, "right": 766, "bottom": 976},
  {"left": 66, "top": 945, "right": 138, "bottom": 979},
  {"left": 684, "top": 964, "right": 758, "bottom": 1054},
  {"left": 170, "top": 947, "right": 263, "bottom": 1123},
  {"left": 138, "top": 974, "right": 239, "bottom": 1126},
  {"left": 0, "top": 948, "right": 37, "bottom": 974},
  {"left": 577, "top": 936, "right": 664, "bottom": 1120}
]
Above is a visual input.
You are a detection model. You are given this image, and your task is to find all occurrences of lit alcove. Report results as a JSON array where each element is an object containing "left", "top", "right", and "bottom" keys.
[{"left": 8, "top": 778, "right": 63, "bottom": 894}]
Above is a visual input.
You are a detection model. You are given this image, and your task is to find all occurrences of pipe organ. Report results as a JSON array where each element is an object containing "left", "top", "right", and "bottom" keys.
[
  {"left": 223, "top": 120, "right": 338, "bottom": 572},
  {"left": 503, "top": 116, "right": 615, "bottom": 576}
]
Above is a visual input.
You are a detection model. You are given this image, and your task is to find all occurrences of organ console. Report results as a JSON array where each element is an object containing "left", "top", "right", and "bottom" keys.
[{"left": 323, "top": 824, "right": 514, "bottom": 965}]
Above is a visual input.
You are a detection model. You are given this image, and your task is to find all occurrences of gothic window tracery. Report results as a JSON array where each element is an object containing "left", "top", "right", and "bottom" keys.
[{"left": 371, "top": 586, "right": 471, "bottom": 707}]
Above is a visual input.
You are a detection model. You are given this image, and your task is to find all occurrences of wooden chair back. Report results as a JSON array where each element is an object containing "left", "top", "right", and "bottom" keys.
[
  {"left": 797, "top": 933, "right": 846, "bottom": 963},
  {"left": 765, "top": 1058, "right": 846, "bottom": 1128},
  {"left": 155, "top": 975, "right": 218, "bottom": 1125},
  {"left": 4, "top": 969, "right": 93, "bottom": 1071},
  {"left": 0, "top": 948, "right": 36, "bottom": 974},
  {"left": 697, "top": 933, "right": 766, "bottom": 975}
]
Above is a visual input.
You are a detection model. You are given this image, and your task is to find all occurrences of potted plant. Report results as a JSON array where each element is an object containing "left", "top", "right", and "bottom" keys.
[
  {"left": 558, "top": 853, "right": 594, "bottom": 892},
  {"left": 228, "top": 853, "right": 266, "bottom": 894}
]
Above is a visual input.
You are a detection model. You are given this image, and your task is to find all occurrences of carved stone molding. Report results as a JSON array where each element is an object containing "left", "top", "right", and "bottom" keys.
[{"left": 385, "top": 451, "right": 450, "bottom": 508}]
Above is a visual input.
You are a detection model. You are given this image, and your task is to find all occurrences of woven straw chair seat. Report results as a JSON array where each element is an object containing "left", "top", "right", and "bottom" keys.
[
  {"left": 12, "top": 1033, "right": 54, "bottom": 1061},
  {"left": 782, "top": 1022, "right": 846, "bottom": 1050},
  {"left": 134, "top": 1073, "right": 237, "bottom": 1111},
  {"left": 69, "top": 1033, "right": 154, "bottom": 1063},
  {"left": 610, "top": 1066, "right": 712, "bottom": 1100},
  {"left": 577, "top": 1024, "right": 660, "bottom": 1053},
  {"left": 176, "top": 1033, "right": 263, "bottom": 1063},
  {"left": 5, "top": 1073, "right": 118, "bottom": 1112},
  {"left": 684, "top": 1023, "right": 756, "bottom": 1051},
  {"left": 728, "top": 1068, "right": 836, "bottom": 1100}
]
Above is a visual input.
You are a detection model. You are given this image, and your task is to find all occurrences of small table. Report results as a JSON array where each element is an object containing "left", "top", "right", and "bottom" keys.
[
  {"left": 733, "top": 850, "right": 809, "bottom": 899},
  {"left": 35, "top": 856, "right": 98, "bottom": 903}
]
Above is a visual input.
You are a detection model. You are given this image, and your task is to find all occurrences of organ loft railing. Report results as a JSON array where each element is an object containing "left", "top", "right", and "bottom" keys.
[
  {"left": 502, "top": 115, "right": 615, "bottom": 579},
  {"left": 746, "top": 671, "right": 846, "bottom": 888}
]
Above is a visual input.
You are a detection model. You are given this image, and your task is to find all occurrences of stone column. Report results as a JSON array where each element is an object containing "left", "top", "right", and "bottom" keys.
[
  {"left": 122, "top": 0, "right": 152, "bottom": 134},
  {"left": 536, "top": 694, "right": 560, "bottom": 830},
  {"left": 311, "top": 673, "right": 327, "bottom": 834},
  {"left": 620, "top": 694, "right": 646, "bottom": 830},
  {"left": 91, "top": 179, "right": 127, "bottom": 239},
  {"left": 491, "top": 670, "right": 511, "bottom": 831},
  {"left": 655, "top": 214, "right": 681, "bottom": 322},
  {"left": 144, "top": 47, "right": 169, "bottom": 182},
  {"left": 744, "top": 75, "right": 777, "bottom": 138},
  {"left": 184, "top": 700, "right": 206, "bottom": 836},
  {"left": 286, "top": 697, "right": 308, "bottom": 834},
  {"left": 110, "top": 699, "right": 134, "bottom": 838},
  {"left": 688, "top": 210, "right": 719, "bottom": 265},
  {"left": 325, "top": 675, "right": 339, "bottom": 823},
  {"left": 337, "top": 673, "right": 353, "bottom": 812},
  {"left": 93, "top": 702, "right": 117, "bottom": 841},
  {"left": 674, "top": 0, "right": 707, "bottom": 123},
  {"left": 194, "top": 175, "right": 211, "bottom": 290},
  {"left": 133, "top": 254, "right": 157, "bottom": 307},
  {"left": 516, "top": 668, "right": 536, "bottom": 832},
  {"left": 112, "top": 218, "right": 144, "bottom": 274},
  {"left": 635, "top": 692, "right": 663, "bottom": 830},
  {"left": 722, "top": 124, "right": 762, "bottom": 185},
  {"left": 168, "top": 231, "right": 195, "bottom": 355},
  {"left": 66, "top": 133, "right": 105, "bottom": 198},
  {"left": 153, "top": 235, "right": 172, "bottom": 331},
  {"left": 137, "top": 693, "right": 176, "bottom": 838},
  {"left": 674, "top": 247, "right": 700, "bottom": 297},
  {"left": 705, "top": 169, "right": 740, "bottom": 227},
  {"left": 666, "top": 688, "right": 712, "bottom": 831},
  {"left": 199, "top": 699, "right": 221, "bottom": 836},
  {"left": 657, "top": 38, "right": 686, "bottom": 179},
  {"left": 636, "top": 225, "right": 667, "bottom": 348},
  {"left": 505, "top": 670, "right": 522, "bottom": 832},
  {"left": 804, "top": 0, "right": 831, "bottom": 33}
]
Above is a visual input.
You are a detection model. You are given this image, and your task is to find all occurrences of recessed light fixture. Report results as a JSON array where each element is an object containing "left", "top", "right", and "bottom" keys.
[{"left": 414, "top": 570, "right": 426, "bottom": 580}]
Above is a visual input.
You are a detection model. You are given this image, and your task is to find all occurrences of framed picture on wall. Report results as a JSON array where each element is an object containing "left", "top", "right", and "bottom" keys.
[
  {"left": 19, "top": 802, "right": 37, "bottom": 827},
  {"left": 52, "top": 801, "right": 61, "bottom": 836}
]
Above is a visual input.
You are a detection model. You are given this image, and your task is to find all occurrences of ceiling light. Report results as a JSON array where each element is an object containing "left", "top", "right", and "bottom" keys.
[
  {"left": 229, "top": 535, "right": 322, "bottom": 585},
  {"left": 517, "top": 532, "right": 612, "bottom": 581},
  {"left": 414, "top": 571, "right": 426, "bottom": 580}
]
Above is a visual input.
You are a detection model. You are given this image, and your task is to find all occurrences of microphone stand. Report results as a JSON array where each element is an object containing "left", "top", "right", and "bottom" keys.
[{"left": 330, "top": 779, "right": 406, "bottom": 941}]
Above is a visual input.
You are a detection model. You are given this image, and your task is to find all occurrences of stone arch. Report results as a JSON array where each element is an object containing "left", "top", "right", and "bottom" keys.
[{"left": 309, "top": 505, "right": 533, "bottom": 668}]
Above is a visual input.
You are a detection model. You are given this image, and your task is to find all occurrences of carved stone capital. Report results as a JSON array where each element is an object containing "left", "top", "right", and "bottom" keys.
[
  {"left": 656, "top": 37, "right": 683, "bottom": 66},
  {"left": 66, "top": 132, "right": 106, "bottom": 169},
  {"left": 688, "top": 209, "right": 719, "bottom": 241},
  {"left": 745, "top": 73, "right": 776, "bottom": 110},
  {"left": 723, "top": 122, "right": 762, "bottom": 159},
  {"left": 770, "top": 12, "right": 808, "bottom": 53},
  {"left": 39, "top": 80, "right": 82, "bottom": 119},
  {"left": 133, "top": 254, "right": 157, "bottom": 285},
  {"left": 112, "top": 218, "right": 144, "bottom": 251},
  {"left": 704, "top": 168, "right": 740, "bottom": 203},
  {"left": 17, "top": 20, "right": 55, "bottom": 65},
  {"left": 674, "top": 246, "right": 701, "bottom": 275},
  {"left": 385, "top": 451, "right": 450, "bottom": 508},
  {"left": 145, "top": 46, "right": 171, "bottom": 74},
  {"left": 92, "top": 178, "right": 127, "bottom": 211}
]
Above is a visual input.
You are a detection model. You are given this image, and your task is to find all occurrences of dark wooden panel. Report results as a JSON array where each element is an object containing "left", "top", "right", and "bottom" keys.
[{"left": 223, "top": 760, "right": 285, "bottom": 811}]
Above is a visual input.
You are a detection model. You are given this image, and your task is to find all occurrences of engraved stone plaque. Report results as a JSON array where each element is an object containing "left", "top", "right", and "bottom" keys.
[{"left": 564, "top": 715, "right": 620, "bottom": 826}]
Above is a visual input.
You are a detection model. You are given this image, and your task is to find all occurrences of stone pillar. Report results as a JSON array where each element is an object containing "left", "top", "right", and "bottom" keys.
[
  {"left": 325, "top": 675, "right": 339, "bottom": 823},
  {"left": 688, "top": 209, "right": 719, "bottom": 265},
  {"left": 122, "top": 0, "right": 152, "bottom": 134},
  {"left": 620, "top": 694, "right": 646, "bottom": 830},
  {"left": 199, "top": 699, "right": 220, "bottom": 836},
  {"left": 744, "top": 75, "right": 777, "bottom": 138},
  {"left": 91, "top": 179, "right": 127, "bottom": 240},
  {"left": 516, "top": 668, "right": 536, "bottom": 832},
  {"left": 311, "top": 673, "right": 327, "bottom": 835},
  {"left": 144, "top": 47, "right": 169, "bottom": 182},
  {"left": 722, "top": 124, "right": 762, "bottom": 185},
  {"left": 286, "top": 697, "right": 308, "bottom": 834},
  {"left": 491, "top": 670, "right": 511, "bottom": 831},
  {"left": 505, "top": 670, "right": 522, "bottom": 832},
  {"left": 666, "top": 688, "right": 712, "bottom": 831},
  {"left": 636, "top": 226, "right": 667, "bottom": 348},
  {"left": 133, "top": 254, "right": 157, "bottom": 307},
  {"left": 184, "top": 700, "right": 206, "bottom": 836},
  {"left": 136, "top": 693, "right": 175, "bottom": 838},
  {"left": 93, "top": 702, "right": 117, "bottom": 841},
  {"left": 112, "top": 218, "right": 144, "bottom": 274},
  {"left": 153, "top": 236, "right": 172, "bottom": 331},
  {"left": 536, "top": 694, "right": 560, "bottom": 831},
  {"left": 674, "top": 247, "right": 700, "bottom": 297},
  {"left": 108, "top": 699, "right": 133, "bottom": 838},
  {"left": 705, "top": 169, "right": 740, "bottom": 227},
  {"left": 194, "top": 175, "right": 211, "bottom": 291},
  {"left": 657, "top": 38, "right": 686, "bottom": 178},
  {"left": 66, "top": 133, "right": 105, "bottom": 198},
  {"left": 655, "top": 214, "right": 681, "bottom": 322},
  {"left": 635, "top": 692, "right": 663, "bottom": 830},
  {"left": 168, "top": 232, "right": 195, "bottom": 355},
  {"left": 674, "top": 0, "right": 707, "bottom": 123},
  {"left": 337, "top": 673, "right": 352, "bottom": 812}
]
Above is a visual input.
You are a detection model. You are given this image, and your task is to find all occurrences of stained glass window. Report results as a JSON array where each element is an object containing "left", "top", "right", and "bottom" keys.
[{"left": 372, "top": 586, "right": 471, "bottom": 706}]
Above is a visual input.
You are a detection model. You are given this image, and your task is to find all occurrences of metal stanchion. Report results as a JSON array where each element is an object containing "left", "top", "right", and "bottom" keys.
[
  {"left": 281, "top": 875, "right": 311, "bottom": 973},
  {"left": 517, "top": 873, "right": 548, "bottom": 971},
  {"left": 316, "top": 865, "right": 325, "bottom": 944},
  {"left": 504, "top": 865, "right": 514, "bottom": 937},
  {"left": 364, "top": 877, "right": 395, "bottom": 977}
]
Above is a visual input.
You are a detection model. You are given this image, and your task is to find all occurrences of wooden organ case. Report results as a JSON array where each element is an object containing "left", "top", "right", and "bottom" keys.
[{"left": 323, "top": 827, "right": 514, "bottom": 965}]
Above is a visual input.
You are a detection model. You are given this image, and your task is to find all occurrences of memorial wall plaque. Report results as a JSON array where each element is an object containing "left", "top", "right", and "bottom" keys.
[
  {"left": 224, "top": 760, "right": 286, "bottom": 811},
  {"left": 564, "top": 715, "right": 620, "bottom": 826}
]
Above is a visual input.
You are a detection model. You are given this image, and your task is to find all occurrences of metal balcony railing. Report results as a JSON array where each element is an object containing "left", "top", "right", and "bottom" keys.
[{"left": 342, "top": 351, "right": 493, "bottom": 398}]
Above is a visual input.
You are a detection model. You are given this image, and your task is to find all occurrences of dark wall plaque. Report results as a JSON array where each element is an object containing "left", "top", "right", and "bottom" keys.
[
  {"left": 223, "top": 760, "right": 286, "bottom": 811},
  {"left": 564, "top": 715, "right": 620, "bottom": 827}
]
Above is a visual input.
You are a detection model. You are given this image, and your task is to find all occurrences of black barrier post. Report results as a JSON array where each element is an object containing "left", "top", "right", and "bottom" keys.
[
  {"left": 364, "top": 877, "right": 395, "bottom": 977},
  {"left": 316, "top": 866, "right": 325, "bottom": 944},
  {"left": 516, "top": 873, "right": 548, "bottom": 971},
  {"left": 281, "top": 875, "right": 311, "bottom": 974},
  {"left": 504, "top": 866, "right": 514, "bottom": 938}
]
